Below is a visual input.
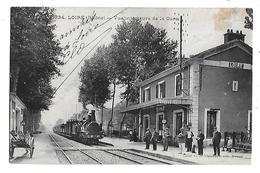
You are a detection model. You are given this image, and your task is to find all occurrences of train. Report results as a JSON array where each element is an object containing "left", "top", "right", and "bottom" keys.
[{"left": 53, "top": 109, "right": 104, "bottom": 144}]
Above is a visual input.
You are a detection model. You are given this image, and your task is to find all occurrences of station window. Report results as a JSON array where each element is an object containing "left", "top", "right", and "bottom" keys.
[
  {"left": 142, "top": 89, "right": 145, "bottom": 102},
  {"left": 142, "top": 87, "right": 151, "bottom": 102},
  {"left": 156, "top": 81, "right": 166, "bottom": 98},
  {"left": 232, "top": 81, "right": 238, "bottom": 91},
  {"left": 145, "top": 87, "right": 151, "bottom": 102},
  {"left": 175, "top": 74, "right": 183, "bottom": 96}
]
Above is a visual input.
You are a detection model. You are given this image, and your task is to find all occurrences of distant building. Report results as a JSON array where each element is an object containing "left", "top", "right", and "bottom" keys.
[{"left": 121, "top": 29, "right": 252, "bottom": 144}]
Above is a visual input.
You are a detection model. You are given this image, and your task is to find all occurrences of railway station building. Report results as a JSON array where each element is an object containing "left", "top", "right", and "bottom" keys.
[
  {"left": 121, "top": 29, "right": 252, "bottom": 144},
  {"left": 9, "top": 92, "right": 26, "bottom": 133}
]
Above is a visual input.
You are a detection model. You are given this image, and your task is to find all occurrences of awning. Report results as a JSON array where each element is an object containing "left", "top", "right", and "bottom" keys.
[{"left": 120, "top": 97, "right": 192, "bottom": 113}]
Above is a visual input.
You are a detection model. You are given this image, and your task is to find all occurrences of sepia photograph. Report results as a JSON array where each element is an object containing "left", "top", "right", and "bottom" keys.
[{"left": 6, "top": 2, "right": 256, "bottom": 167}]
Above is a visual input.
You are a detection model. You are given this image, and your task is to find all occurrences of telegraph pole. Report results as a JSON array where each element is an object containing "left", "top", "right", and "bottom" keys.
[{"left": 179, "top": 15, "right": 183, "bottom": 80}]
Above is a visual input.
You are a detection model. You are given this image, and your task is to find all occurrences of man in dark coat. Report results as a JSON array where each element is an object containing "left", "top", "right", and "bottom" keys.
[
  {"left": 196, "top": 129, "right": 205, "bottom": 155},
  {"left": 162, "top": 127, "right": 170, "bottom": 151},
  {"left": 132, "top": 129, "right": 138, "bottom": 142},
  {"left": 144, "top": 128, "right": 152, "bottom": 149},
  {"left": 186, "top": 127, "right": 194, "bottom": 152},
  {"left": 151, "top": 128, "right": 159, "bottom": 150},
  {"left": 212, "top": 127, "right": 222, "bottom": 156}
]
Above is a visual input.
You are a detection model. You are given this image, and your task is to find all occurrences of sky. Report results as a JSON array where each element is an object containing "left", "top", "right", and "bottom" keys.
[{"left": 41, "top": 7, "right": 252, "bottom": 127}]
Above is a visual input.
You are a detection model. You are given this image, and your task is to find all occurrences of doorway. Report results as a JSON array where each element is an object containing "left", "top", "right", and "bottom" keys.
[
  {"left": 176, "top": 112, "right": 183, "bottom": 135},
  {"left": 156, "top": 113, "right": 164, "bottom": 136},
  {"left": 173, "top": 109, "right": 185, "bottom": 136},
  {"left": 204, "top": 109, "right": 220, "bottom": 138},
  {"left": 143, "top": 115, "right": 150, "bottom": 134}
]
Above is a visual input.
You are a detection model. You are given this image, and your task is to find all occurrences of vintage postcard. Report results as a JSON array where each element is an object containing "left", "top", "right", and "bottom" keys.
[{"left": 9, "top": 6, "right": 253, "bottom": 165}]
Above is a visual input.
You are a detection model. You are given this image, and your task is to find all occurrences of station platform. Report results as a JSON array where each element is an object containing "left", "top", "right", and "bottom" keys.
[
  {"left": 9, "top": 132, "right": 251, "bottom": 164},
  {"left": 100, "top": 137, "right": 251, "bottom": 165}
]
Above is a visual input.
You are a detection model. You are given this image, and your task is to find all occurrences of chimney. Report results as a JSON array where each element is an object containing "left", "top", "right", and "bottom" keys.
[{"left": 224, "top": 29, "right": 245, "bottom": 43}]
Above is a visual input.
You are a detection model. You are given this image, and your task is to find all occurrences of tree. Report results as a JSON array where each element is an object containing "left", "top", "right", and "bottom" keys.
[
  {"left": 110, "top": 19, "right": 178, "bottom": 136},
  {"left": 103, "top": 44, "right": 120, "bottom": 136},
  {"left": 10, "top": 7, "right": 63, "bottom": 112},
  {"left": 244, "top": 8, "right": 253, "bottom": 30},
  {"left": 79, "top": 46, "right": 111, "bottom": 113}
]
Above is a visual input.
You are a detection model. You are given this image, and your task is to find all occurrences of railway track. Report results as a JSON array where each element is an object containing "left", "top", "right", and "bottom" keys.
[
  {"left": 49, "top": 134, "right": 175, "bottom": 164},
  {"left": 54, "top": 132, "right": 114, "bottom": 147},
  {"left": 50, "top": 134, "right": 102, "bottom": 164},
  {"left": 49, "top": 134, "right": 73, "bottom": 164}
]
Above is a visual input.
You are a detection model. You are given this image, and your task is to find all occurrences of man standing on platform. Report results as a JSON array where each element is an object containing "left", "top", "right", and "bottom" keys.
[
  {"left": 144, "top": 128, "right": 152, "bottom": 149},
  {"left": 132, "top": 129, "right": 138, "bottom": 142},
  {"left": 212, "top": 127, "right": 221, "bottom": 156},
  {"left": 186, "top": 127, "right": 194, "bottom": 152},
  {"left": 196, "top": 129, "right": 205, "bottom": 155},
  {"left": 151, "top": 128, "right": 159, "bottom": 150},
  {"left": 162, "top": 127, "right": 170, "bottom": 151}
]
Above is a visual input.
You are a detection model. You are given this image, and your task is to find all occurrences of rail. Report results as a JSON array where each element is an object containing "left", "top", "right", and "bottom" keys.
[
  {"left": 50, "top": 133, "right": 102, "bottom": 164},
  {"left": 49, "top": 134, "right": 73, "bottom": 164}
]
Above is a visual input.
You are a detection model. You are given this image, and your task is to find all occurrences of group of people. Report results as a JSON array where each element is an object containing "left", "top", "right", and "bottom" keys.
[
  {"left": 143, "top": 125, "right": 222, "bottom": 157},
  {"left": 144, "top": 127, "right": 170, "bottom": 151},
  {"left": 177, "top": 126, "right": 204, "bottom": 155},
  {"left": 177, "top": 126, "right": 222, "bottom": 156}
]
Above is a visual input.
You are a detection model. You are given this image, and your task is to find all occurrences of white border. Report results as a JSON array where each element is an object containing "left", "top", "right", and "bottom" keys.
[{"left": 1, "top": 0, "right": 260, "bottom": 172}]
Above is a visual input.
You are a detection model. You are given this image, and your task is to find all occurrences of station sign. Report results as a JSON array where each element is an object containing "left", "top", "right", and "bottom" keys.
[
  {"left": 228, "top": 62, "right": 244, "bottom": 69},
  {"left": 204, "top": 60, "right": 252, "bottom": 70}
]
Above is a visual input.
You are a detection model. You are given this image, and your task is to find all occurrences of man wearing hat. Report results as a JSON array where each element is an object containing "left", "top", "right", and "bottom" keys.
[
  {"left": 151, "top": 128, "right": 159, "bottom": 150},
  {"left": 212, "top": 126, "right": 221, "bottom": 156},
  {"left": 196, "top": 129, "right": 205, "bottom": 155},
  {"left": 144, "top": 128, "right": 152, "bottom": 149},
  {"left": 162, "top": 127, "right": 170, "bottom": 151}
]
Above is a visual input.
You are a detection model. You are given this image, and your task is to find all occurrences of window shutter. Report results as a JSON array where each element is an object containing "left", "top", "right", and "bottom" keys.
[
  {"left": 142, "top": 89, "right": 145, "bottom": 102},
  {"left": 148, "top": 88, "right": 151, "bottom": 101},
  {"left": 176, "top": 75, "right": 181, "bottom": 96},
  {"left": 163, "top": 82, "right": 166, "bottom": 98},
  {"left": 156, "top": 84, "right": 158, "bottom": 98},
  {"left": 162, "top": 82, "right": 166, "bottom": 98}
]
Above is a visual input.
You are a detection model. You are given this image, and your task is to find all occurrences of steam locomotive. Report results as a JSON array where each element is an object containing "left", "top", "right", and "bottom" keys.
[{"left": 53, "top": 110, "right": 104, "bottom": 144}]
